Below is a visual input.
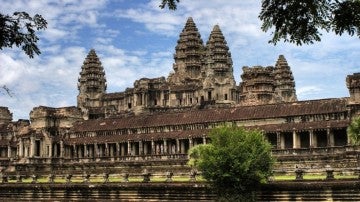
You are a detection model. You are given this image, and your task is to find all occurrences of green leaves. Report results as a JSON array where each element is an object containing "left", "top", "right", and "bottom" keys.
[
  {"left": 259, "top": 0, "right": 360, "bottom": 45},
  {"left": 159, "top": 0, "right": 180, "bottom": 10},
  {"left": 0, "top": 12, "right": 47, "bottom": 58},
  {"left": 188, "top": 126, "right": 275, "bottom": 198},
  {"left": 348, "top": 116, "right": 360, "bottom": 145}
]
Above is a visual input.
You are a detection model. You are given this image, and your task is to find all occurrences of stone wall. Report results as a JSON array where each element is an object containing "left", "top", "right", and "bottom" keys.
[{"left": 0, "top": 181, "right": 360, "bottom": 201}]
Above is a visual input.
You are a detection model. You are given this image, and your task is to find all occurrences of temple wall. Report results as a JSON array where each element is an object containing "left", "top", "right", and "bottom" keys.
[{"left": 0, "top": 181, "right": 360, "bottom": 201}]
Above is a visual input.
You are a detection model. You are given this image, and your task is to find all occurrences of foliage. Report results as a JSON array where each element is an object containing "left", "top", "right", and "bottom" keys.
[
  {"left": 0, "top": 11, "right": 47, "bottom": 58},
  {"left": 159, "top": 0, "right": 180, "bottom": 10},
  {"left": 347, "top": 116, "right": 360, "bottom": 145},
  {"left": 259, "top": 0, "right": 360, "bottom": 45},
  {"left": 160, "top": 0, "right": 360, "bottom": 45},
  {"left": 188, "top": 126, "right": 275, "bottom": 200}
]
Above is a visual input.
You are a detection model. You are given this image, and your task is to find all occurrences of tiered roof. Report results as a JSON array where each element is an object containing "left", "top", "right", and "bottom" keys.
[
  {"left": 274, "top": 55, "right": 297, "bottom": 102},
  {"left": 78, "top": 49, "right": 107, "bottom": 93}
]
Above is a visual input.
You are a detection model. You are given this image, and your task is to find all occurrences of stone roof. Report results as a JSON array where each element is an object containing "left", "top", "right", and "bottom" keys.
[{"left": 72, "top": 98, "right": 349, "bottom": 132}]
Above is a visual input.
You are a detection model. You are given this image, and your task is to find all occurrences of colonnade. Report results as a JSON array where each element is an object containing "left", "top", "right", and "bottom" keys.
[
  {"left": 64, "top": 137, "right": 207, "bottom": 159},
  {"left": 266, "top": 128, "right": 348, "bottom": 149}
]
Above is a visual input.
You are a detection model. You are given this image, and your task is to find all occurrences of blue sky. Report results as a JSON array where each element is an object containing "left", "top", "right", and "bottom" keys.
[{"left": 1, "top": 0, "right": 360, "bottom": 120}]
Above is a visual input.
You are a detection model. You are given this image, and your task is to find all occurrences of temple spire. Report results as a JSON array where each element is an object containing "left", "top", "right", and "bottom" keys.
[
  {"left": 274, "top": 55, "right": 297, "bottom": 102},
  {"left": 77, "top": 49, "right": 107, "bottom": 119},
  {"left": 205, "top": 24, "right": 233, "bottom": 74},
  {"left": 170, "top": 17, "right": 205, "bottom": 84}
]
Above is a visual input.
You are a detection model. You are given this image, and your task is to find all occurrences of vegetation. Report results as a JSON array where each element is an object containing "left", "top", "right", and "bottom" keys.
[
  {"left": 347, "top": 116, "right": 360, "bottom": 145},
  {"left": 0, "top": 11, "right": 47, "bottom": 58},
  {"left": 160, "top": 0, "right": 360, "bottom": 45},
  {"left": 188, "top": 126, "right": 275, "bottom": 200}
]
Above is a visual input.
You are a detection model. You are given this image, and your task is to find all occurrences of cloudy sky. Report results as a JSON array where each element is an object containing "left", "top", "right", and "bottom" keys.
[{"left": 1, "top": 0, "right": 359, "bottom": 120}]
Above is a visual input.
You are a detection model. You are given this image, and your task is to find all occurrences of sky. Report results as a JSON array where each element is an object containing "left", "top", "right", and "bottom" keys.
[{"left": 1, "top": 0, "right": 360, "bottom": 120}]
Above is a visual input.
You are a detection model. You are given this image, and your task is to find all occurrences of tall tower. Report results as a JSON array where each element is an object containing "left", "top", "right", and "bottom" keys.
[
  {"left": 169, "top": 17, "right": 205, "bottom": 84},
  {"left": 77, "top": 49, "right": 107, "bottom": 119},
  {"left": 204, "top": 24, "right": 236, "bottom": 102},
  {"left": 274, "top": 55, "right": 297, "bottom": 102},
  {"left": 239, "top": 66, "right": 275, "bottom": 105}
]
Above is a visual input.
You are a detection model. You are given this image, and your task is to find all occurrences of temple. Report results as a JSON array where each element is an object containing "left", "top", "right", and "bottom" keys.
[{"left": 1, "top": 17, "right": 360, "bottom": 175}]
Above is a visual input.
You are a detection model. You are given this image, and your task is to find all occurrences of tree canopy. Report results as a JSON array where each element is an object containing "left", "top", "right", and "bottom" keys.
[
  {"left": 0, "top": 11, "right": 47, "bottom": 58},
  {"left": 188, "top": 126, "right": 274, "bottom": 200},
  {"left": 160, "top": 0, "right": 360, "bottom": 45},
  {"left": 347, "top": 116, "right": 360, "bottom": 145}
]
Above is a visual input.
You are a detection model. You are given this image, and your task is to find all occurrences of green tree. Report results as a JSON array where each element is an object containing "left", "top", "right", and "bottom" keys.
[
  {"left": 347, "top": 116, "right": 360, "bottom": 145},
  {"left": 188, "top": 126, "right": 275, "bottom": 200},
  {"left": 0, "top": 11, "right": 47, "bottom": 58},
  {"left": 160, "top": 0, "right": 360, "bottom": 45}
]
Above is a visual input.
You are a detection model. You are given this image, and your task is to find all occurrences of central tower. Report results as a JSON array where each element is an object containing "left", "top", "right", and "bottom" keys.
[{"left": 77, "top": 49, "right": 107, "bottom": 119}]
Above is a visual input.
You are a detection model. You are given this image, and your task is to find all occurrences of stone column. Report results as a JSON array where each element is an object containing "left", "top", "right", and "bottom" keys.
[
  {"left": 60, "top": 140, "right": 64, "bottom": 158},
  {"left": 176, "top": 139, "right": 180, "bottom": 153},
  {"left": 120, "top": 143, "right": 125, "bottom": 156},
  {"left": 116, "top": 143, "right": 120, "bottom": 157},
  {"left": 139, "top": 141, "right": 143, "bottom": 155},
  {"left": 84, "top": 144, "right": 88, "bottom": 158},
  {"left": 327, "top": 128, "right": 334, "bottom": 147},
  {"left": 181, "top": 140, "right": 185, "bottom": 154},
  {"left": 127, "top": 141, "right": 131, "bottom": 155},
  {"left": 30, "top": 136, "right": 35, "bottom": 157},
  {"left": 49, "top": 143, "right": 53, "bottom": 158},
  {"left": 19, "top": 139, "right": 23, "bottom": 157},
  {"left": 73, "top": 145, "right": 78, "bottom": 158},
  {"left": 151, "top": 140, "right": 155, "bottom": 154},
  {"left": 309, "top": 130, "right": 317, "bottom": 148},
  {"left": 7, "top": 145, "right": 11, "bottom": 158},
  {"left": 94, "top": 143, "right": 99, "bottom": 157},
  {"left": 163, "top": 139, "right": 167, "bottom": 154},
  {"left": 293, "top": 130, "right": 300, "bottom": 149},
  {"left": 276, "top": 132, "right": 281, "bottom": 149},
  {"left": 189, "top": 138, "right": 193, "bottom": 150},
  {"left": 203, "top": 137, "right": 207, "bottom": 145},
  {"left": 105, "top": 143, "right": 109, "bottom": 156}
]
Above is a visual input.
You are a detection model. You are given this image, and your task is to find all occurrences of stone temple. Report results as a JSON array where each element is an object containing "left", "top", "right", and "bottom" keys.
[{"left": 1, "top": 17, "right": 360, "bottom": 175}]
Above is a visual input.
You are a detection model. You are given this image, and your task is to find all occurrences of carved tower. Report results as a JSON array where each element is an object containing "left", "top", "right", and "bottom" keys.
[
  {"left": 169, "top": 17, "right": 205, "bottom": 85},
  {"left": 77, "top": 49, "right": 107, "bottom": 119},
  {"left": 239, "top": 66, "right": 275, "bottom": 105},
  {"left": 274, "top": 55, "right": 297, "bottom": 102},
  {"left": 204, "top": 24, "right": 236, "bottom": 103}
]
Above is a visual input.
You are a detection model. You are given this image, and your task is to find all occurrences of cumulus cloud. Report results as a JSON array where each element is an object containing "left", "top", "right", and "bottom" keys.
[{"left": 0, "top": 0, "right": 359, "bottom": 120}]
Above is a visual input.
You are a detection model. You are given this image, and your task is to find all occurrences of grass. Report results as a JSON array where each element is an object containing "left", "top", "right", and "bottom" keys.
[{"left": 274, "top": 174, "right": 358, "bottom": 181}]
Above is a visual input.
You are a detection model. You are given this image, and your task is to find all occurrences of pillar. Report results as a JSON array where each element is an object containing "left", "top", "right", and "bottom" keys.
[
  {"left": 19, "top": 139, "right": 24, "bottom": 157},
  {"left": 139, "top": 141, "right": 143, "bottom": 155},
  {"left": 49, "top": 143, "right": 53, "bottom": 157},
  {"left": 94, "top": 143, "right": 99, "bottom": 157},
  {"left": 203, "top": 137, "right": 207, "bottom": 145},
  {"left": 60, "top": 140, "right": 64, "bottom": 158},
  {"left": 189, "top": 138, "right": 193, "bottom": 150},
  {"left": 128, "top": 141, "right": 131, "bottom": 155},
  {"left": 176, "top": 139, "right": 180, "bottom": 153},
  {"left": 7, "top": 145, "right": 11, "bottom": 158},
  {"left": 309, "top": 130, "right": 317, "bottom": 148},
  {"left": 151, "top": 140, "right": 155, "bottom": 154},
  {"left": 105, "top": 143, "right": 109, "bottom": 156},
  {"left": 116, "top": 143, "right": 120, "bottom": 157},
  {"left": 163, "top": 139, "right": 167, "bottom": 154},
  {"left": 327, "top": 128, "right": 334, "bottom": 147},
  {"left": 293, "top": 130, "right": 300, "bottom": 149},
  {"left": 30, "top": 136, "right": 35, "bottom": 157},
  {"left": 276, "top": 132, "right": 281, "bottom": 149},
  {"left": 120, "top": 143, "right": 125, "bottom": 156},
  {"left": 73, "top": 145, "right": 77, "bottom": 158},
  {"left": 84, "top": 144, "right": 88, "bottom": 158}
]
